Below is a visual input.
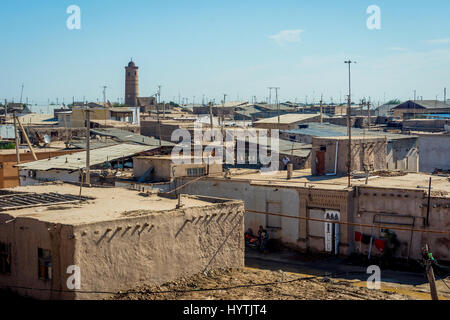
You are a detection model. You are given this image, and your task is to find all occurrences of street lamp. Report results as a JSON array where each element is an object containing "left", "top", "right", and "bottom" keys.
[{"left": 344, "top": 60, "right": 356, "bottom": 187}]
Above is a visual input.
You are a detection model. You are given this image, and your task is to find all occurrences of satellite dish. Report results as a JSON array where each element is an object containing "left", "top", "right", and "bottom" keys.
[{"left": 43, "top": 134, "right": 51, "bottom": 144}]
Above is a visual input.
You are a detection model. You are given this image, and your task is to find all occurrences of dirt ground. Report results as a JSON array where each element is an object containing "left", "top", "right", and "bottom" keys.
[{"left": 111, "top": 267, "right": 410, "bottom": 300}]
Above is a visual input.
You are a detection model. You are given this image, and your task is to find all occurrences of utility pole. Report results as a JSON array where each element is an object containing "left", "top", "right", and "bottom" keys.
[
  {"left": 209, "top": 101, "right": 214, "bottom": 130},
  {"left": 423, "top": 244, "right": 439, "bottom": 300},
  {"left": 163, "top": 101, "right": 166, "bottom": 119},
  {"left": 367, "top": 98, "right": 371, "bottom": 130},
  {"left": 156, "top": 101, "right": 162, "bottom": 147},
  {"left": 268, "top": 88, "right": 272, "bottom": 105},
  {"left": 16, "top": 115, "right": 37, "bottom": 161},
  {"left": 13, "top": 110, "right": 20, "bottom": 164},
  {"left": 85, "top": 104, "right": 91, "bottom": 185},
  {"left": 319, "top": 94, "right": 323, "bottom": 123},
  {"left": 157, "top": 85, "right": 162, "bottom": 105},
  {"left": 274, "top": 87, "right": 280, "bottom": 126},
  {"left": 344, "top": 60, "right": 356, "bottom": 188},
  {"left": 444, "top": 87, "right": 447, "bottom": 104},
  {"left": 102, "top": 86, "right": 107, "bottom": 105},
  {"left": 221, "top": 94, "right": 227, "bottom": 133},
  {"left": 360, "top": 98, "right": 365, "bottom": 117}
]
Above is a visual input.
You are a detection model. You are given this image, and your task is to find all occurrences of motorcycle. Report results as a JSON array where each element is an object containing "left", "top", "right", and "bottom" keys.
[{"left": 245, "top": 229, "right": 260, "bottom": 249}]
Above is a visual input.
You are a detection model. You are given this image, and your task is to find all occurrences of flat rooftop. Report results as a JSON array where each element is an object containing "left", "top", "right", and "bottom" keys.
[
  {"left": 283, "top": 122, "right": 417, "bottom": 141},
  {"left": 1, "top": 184, "right": 232, "bottom": 225},
  {"left": 219, "top": 168, "right": 450, "bottom": 195},
  {"left": 254, "top": 113, "right": 320, "bottom": 124},
  {"left": 0, "top": 142, "right": 71, "bottom": 156},
  {"left": 5, "top": 114, "right": 57, "bottom": 125}
]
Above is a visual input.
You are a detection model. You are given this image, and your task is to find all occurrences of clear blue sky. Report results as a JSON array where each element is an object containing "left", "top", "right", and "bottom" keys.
[{"left": 1, "top": 0, "right": 449, "bottom": 106}]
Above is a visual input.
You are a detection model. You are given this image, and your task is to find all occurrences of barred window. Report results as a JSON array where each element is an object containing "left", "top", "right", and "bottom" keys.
[
  {"left": 38, "top": 248, "right": 52, "bottom": 280},
  {"left": 187, "top": 167, "right": 205, "bottom": 177},
  {"left": 0, "top": 242, "right": 11, "bottom": 274}
]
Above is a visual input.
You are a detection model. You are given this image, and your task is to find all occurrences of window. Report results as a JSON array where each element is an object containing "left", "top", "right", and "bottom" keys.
[
  {"left": 266, "top": 201, "right": 281, "bottom": 228},
  {"left": 187, "top": 167, "right": 205, "bottom": 177},
  {"left": 38, "top": 248, "right": 52, "bottom": 280},
  {"left": 128, "top": 72, "right": 130, "bottom": 76},
  {"left": 0, "top": 242, "right": 11, "bottom": 274}
]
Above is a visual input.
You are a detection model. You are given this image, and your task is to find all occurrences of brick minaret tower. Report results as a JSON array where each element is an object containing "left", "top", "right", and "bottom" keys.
[{"left": 125, "top": 59, "right": 139, "bottom": 106}]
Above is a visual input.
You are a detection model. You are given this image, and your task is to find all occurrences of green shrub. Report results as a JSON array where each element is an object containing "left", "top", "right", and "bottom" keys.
[{"left": 0, "top": 142, "right": 15, "bottom": 149}]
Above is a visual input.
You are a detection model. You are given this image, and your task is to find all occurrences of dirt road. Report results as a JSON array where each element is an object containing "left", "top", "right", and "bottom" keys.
[{"left": 112, "top": 267, "right": 409, "bottom": 300}]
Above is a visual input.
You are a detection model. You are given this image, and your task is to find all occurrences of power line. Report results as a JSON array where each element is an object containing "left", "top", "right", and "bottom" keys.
[
  {"left": 245, "top": 209, "right": 450, "bottom": 235},
  {"left": 0, "top": 270, "right": 368, "bottom": 296}
]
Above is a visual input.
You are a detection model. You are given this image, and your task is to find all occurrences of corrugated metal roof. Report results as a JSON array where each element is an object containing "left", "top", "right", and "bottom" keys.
[
  {"left": 16, "top": 144, "right": 157, "bottom": 171},
  {"left": 394, "top": 100, "right": 449, "bottom": 110},
  {"left": 216, "top": 101, "right": 248, "bottom": 108},
  {"left": 283, "top": 122, "right": 416, "bottom": 141},
  {"left": 253, "top": 104, "right": 296, "bottom": 111},
  {"left": 69, "top": 139, "right": 120, "bottom": 150},
  {"left": 235, "top": 136, "right": 311, "bottom": 158},
  {"left": 235, "top": 105, "right": 261, "bottom": 115},
  {"left": 90, "top": 128, "right": 175, "bottom": 146},
  {"left": 254, "top": 113, "right": 319, "bottom": 124}
]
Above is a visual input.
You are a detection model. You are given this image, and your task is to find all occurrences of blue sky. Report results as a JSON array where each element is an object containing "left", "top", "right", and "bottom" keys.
[{"left": 0, "top": 0, "right": 449, "bottom": 106}]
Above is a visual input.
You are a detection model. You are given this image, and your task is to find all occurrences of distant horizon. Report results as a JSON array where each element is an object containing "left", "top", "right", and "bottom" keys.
[{"left": 1, "top": 0, "right": 449, "bottom": 106}]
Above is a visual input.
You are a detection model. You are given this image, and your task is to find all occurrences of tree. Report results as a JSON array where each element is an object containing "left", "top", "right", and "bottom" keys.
[{"left": 386, "top": 99, "right": 401, "bottom": 105}]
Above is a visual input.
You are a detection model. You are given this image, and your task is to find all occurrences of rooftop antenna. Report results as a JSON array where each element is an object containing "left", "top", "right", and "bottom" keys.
[
  {"left": 268, "top": 87, "right": 280, "bottom": 125},
  {"left": 157, "top": 85, "right": 162, "bottom": 104},
  {"left": 102, "top": 86, "right": 108, "bottom": 105},
  {"left": 19, "top": 83, "right": 24, "bottom": 104}
]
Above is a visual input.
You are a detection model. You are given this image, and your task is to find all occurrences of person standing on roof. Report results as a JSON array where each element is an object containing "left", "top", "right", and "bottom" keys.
[{"left": 282, "top": 156, "right": 290, "bottom": 170}]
